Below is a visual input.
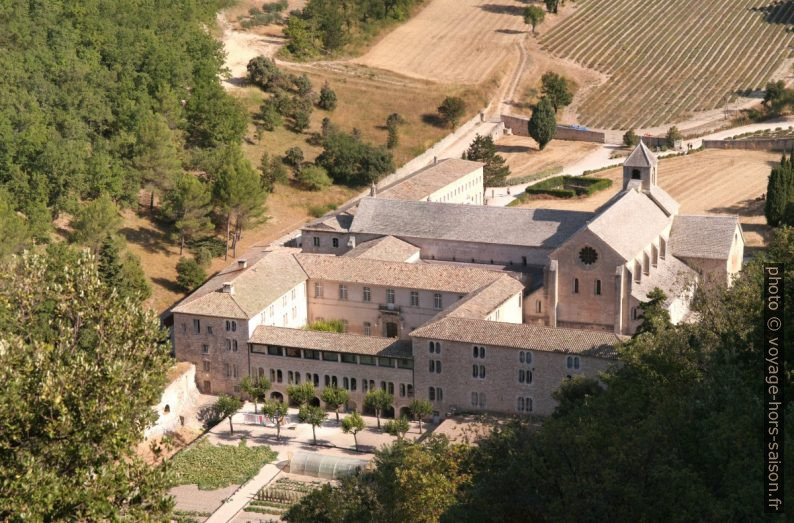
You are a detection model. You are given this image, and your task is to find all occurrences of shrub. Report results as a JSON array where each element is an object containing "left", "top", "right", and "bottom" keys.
[
  {"left": 297, "top": 165, "right": 332, "bottom": 191},
  {"left": 246, "top": 56, "right": 286, "bottom": 92},
  {"left": 665, "top": 126, "right": 683, "bottom": 148},
  {"left": 176, "top": 257, "right": 206, "bottom": 292},
  {"left": 292, "top": 73, "right": 312, "bottom": 97},
  {"left": 318, "top": 82, "right": 337, "bottom": 111},
  {"left": 284, "top": 147, "right": 304, "bottom": 170},
  {"left": 258, "top": 100, "right": 284, "bottom": 131},
  {"left": 305, "top": 319, "right": 345, "bottom": 333},
  {"left": 188, "top": 237, "right": 226, "bottom": 258},
  {"left": 316, "top": 131, "right": 394, "bottom": 186},
  {"left": 307, "top": 203, "right": 337, "bottom": 218}
]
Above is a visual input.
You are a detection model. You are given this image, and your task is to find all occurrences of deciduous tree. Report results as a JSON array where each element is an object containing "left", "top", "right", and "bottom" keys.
[
  {"left": 300, "top": 405, "right": 327, "bottom": 445},
  {"left": 321, "top": 386, "right": 350, "bottom": 422},
  {"left": 215, "top": 395, "right": 243, "bottom": 435},
  {"left": 384, "top": 417, "right": 410, "bottom": 441},
  {"left": 241, "top": 375, "right": 272, "bottom": 414},
  {"left": 287, "top": 382, "right": 317, "bottom": 407},
  {"left": 341, "top": 411, "right": 365, "bottom": 451},
  {"left": 409, "top": 399, "right": 433, "bottom": 433},
  {"left": 262, "top": 400, "right": 289, "bottom": 441},
  {"left": 524, "top": 6, "right": 545, "bottom": 34},
  {"left": 364, "top": 389, "right": 393, "bottom": 429},
  {"left": 541, "top": 72, "right": 573, "bottom": 111},
  {"left": 438, "top": 96, "right": 467, "bottom": 128},
  {"left": 318, "top": 81, "right": 338, "bottom": 111}
]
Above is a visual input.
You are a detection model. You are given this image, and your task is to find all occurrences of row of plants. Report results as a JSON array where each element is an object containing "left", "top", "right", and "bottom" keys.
[
  {"left": 489, "top": 165, "right": 563, "bottom": 187},
  {"left": 167, "top": 438, "right": 277, "bottom": 490},
  {"left": 524, "top": 175, "right": 612, "bottom": 198},
  {"left": 245, "top": 478, "right": 322, "bottom": 516}
]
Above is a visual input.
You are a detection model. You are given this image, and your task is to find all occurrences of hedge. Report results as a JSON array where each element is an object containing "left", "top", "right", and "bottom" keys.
[
  {"left": 522, "top": 176, "right": 612, "bottom": 199},
  {"left": 490, "top": 166, "right": 563, "bottom": 187}
]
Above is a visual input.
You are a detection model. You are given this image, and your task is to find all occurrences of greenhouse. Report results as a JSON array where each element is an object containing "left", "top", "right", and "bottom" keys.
[{"left": 288, "top": 451, "right": 371, "bottom": 480}]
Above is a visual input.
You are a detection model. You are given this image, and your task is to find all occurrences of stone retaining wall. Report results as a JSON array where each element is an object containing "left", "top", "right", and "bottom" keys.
[
  {"left": 702, "top": 138, "right": 794, "bottom": 151},
  {"left": 501, "top": 115, "right": 605, "bottom": 143}
]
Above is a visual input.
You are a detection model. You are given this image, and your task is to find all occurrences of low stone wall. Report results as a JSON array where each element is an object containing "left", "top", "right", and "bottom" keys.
[
  {"left": 702, "top": 138, "right": 794, "bottom": 151},
  {"left": 144, "top": 363, "right": 199, "bottom": 440},
  {"left": 501, "top": 115, "right": 605, "bottom": 143}
]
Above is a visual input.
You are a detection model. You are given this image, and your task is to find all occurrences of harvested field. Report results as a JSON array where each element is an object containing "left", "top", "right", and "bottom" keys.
[
  {"left": 495, "top": 135, "right": 599, "bottom": 180},
  {"left": 352, "top": 0, "right": 529, "bottom": 84},
  {"left": 542, "top": 0, "right": 794, "bottom": 129},
  {"left": 516, "top": 149, "right": 776, "bottom": 248}
]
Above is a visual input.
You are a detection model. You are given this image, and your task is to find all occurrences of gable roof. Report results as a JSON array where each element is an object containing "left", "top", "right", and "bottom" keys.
[
  {"left": 295, "top": 253, "right": 513, "bottom": 294},
  {"left": 172, "top": 248, "right": 308, "bottom": 319},
  {"left": 630, "top": 254, "right": 698, "bottom": 304},
  {"left": 410, "top": 317, "right": 622, "bottom": 359},
  {"left": 350, "top": 197, "right": 593, "bottom": 249},
  {"left": 669, "top": 215, "right": 740, "bottom": 260},
  {"left": 376, "top": 158, "right": 483, "bottom": 201},
  {"left": 344, "top": 236, "right": 420, "bottom": 262},
  {"left": 437, "top": 274, "right": 525, "bottom": 320},
  {"left": 585, "top": 189, "right": 671, "bottom": 261},
  {"left": 648, "top": 185, "right": 680, "bottom": 216},
  {"left": 250, "top": 326, "right": 412, "bottom": 358},
  {"left": 625, "top": 141, "right": 658, "bottom": 168}
]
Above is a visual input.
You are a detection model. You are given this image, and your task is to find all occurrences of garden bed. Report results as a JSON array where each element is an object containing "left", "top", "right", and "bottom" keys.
[
  {"left": 245, "top": 477, "right": 325, "bottom": 516},
  {"left": 168, "top": 438, "right": 277, "bottom": 490}
]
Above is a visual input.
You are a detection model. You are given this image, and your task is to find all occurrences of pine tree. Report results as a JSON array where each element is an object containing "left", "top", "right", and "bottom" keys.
[
  {"left": 133, "top": 113, "right": 183, "bottom": 210},
  {"left": 163, "top": 174, "right": 213, "bottom": 254},
  {"left": 465, "top": 134, "right": 510, "bottom": 187},
  {"left": 98, "top": 234, "right": 124, "bottom": 292},
  {"left": 528, "top": 97, "right": 557, "bottom": 150}
]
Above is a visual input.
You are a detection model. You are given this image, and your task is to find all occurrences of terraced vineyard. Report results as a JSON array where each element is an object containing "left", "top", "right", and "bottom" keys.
[{"left": 541, "top": 0, "right": 794, "bottom": 129}]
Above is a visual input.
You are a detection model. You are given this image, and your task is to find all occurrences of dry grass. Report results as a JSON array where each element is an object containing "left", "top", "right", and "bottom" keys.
[
  {"left": 352, "top": 0, "right": 529, "bottom": 84},
  {"left": 541, "top": 0, "right": 794, "bottom": 129},
  {"left": 516, "top": 149, "right": 776, "bottom": 249},
  {"left": 495, "top": 135, "right": 599, "bottom": 180}
]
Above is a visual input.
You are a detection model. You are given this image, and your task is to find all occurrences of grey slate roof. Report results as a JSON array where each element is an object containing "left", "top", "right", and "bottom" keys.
[
  {"left": 648, "top": 185, "right": 680, "bottom": 216},
  {"left": 377, "top": 158, "right": 483, "bottom": 201},
  {"left": 625, "top": 141, "right": 658, "bottom": 167},
  {"left": 303, "top": 210, "right": 355, "bottom": 232},
  {"left": 350, "top": 197, "right": 593, "bottom": 248},
  {"left": 586, "top": 189, "right": 672, "bottom": 261},
  {"left": 630, "top": 255, "right": 698, "bottom": 304},
  {"left": 410, "top": 318, "right": 621, "bottom": 359},
  {"left": 172, "top": 248, "right": 308, "bottom": 319},
  {"left": 669, "top": 214, "right": 740, "bottom": 260},
  {"left": 344, "top": 236, "right": 420, "bottom": 262},
  {"left": 250, "top": 326, "right": 412, "bottom": 358},
  {"left": 295, "top": 253, "right": 511, "bottom": 293}
]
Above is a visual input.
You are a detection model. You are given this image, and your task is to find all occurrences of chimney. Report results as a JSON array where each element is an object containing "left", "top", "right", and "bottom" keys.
[
  {"left": 237, "top": 259, "right": 247, "bottom": 269},
  {"left": 222, "top": 282, "right": 234, "bottom": 294}
]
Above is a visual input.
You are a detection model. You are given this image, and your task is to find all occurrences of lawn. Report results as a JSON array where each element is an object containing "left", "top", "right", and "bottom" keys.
[{"left": 168, "top": 438, "right": 277, "bottom": 490}]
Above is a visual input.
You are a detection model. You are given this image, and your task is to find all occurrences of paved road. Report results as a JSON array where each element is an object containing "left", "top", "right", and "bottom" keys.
[{"left": 486, "top": 116, "right": 794, "bottom": 207}]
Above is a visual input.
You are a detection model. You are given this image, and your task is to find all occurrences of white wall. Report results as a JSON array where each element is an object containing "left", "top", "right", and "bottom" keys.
[{"left": 145, "top": 363, "right": 199, "bottom": 440}]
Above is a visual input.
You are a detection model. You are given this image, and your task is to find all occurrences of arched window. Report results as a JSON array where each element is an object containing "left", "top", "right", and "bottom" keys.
[
  {"left": 276, "top": 369, "right": 283, "bottom": 383},
  {"left": 429, "top": 387, "right": 436, "bottom": 401},
  {"left": 573, "top": 278, "right": 579, "bottom": 294},
  {"left": 536, "top": 300, "right": 542, "bottom": 313},
  {"left": 595, "top": 279, "right": 602, "bottom": 296},
  {"left": 270, "top": 369, "right": 276, "bottom": 382},
  {"left": 429, "top": 341, "right": 435, "bottom": 354}
]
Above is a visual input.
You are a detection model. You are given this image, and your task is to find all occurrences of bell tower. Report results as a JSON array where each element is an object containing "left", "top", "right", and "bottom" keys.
[{"left": 622, "top": 141, "right": 658, "bottom": 192}]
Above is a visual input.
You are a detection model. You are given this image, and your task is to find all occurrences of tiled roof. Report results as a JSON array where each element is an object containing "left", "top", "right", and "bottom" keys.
[
  {"left": 669, "top": 214, "right": 740, "bottom": 260},
  {"left": 250, "top": 326, "right": 412, "bottom": 358},
  {"left": 171, "top": 248, "right": 308, "bottom": 319},
  {"left": 630, "top": 254, "right": 698, "bottom": 304},
  {"left": 625, "top": 141, "right": 658, "bottom": 167},
  {"left": 377, "top": 159, "right": 483, "bottom": 201},
  {"left": 438, "top": 274, "right": 525, "bottom": 320},
  {"left": 344, "top": 236, "right": 420, "bottom": 262},
  {"left": 587, "top": 189, "right": 672, "bottom": 261},
  {"left": 410, "top": 317, "right": 621, "bottom": 359},
  {"left": 295, "top": 253, "right": 510, "bottom": 293},
  {"left": 350, "top": 197, "right": 593, "bottom": 248}
]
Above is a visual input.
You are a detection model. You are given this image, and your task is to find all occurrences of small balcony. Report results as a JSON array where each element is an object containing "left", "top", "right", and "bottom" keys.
[{"left": 378, "top": 303, "right": 401, "bottom": 314}]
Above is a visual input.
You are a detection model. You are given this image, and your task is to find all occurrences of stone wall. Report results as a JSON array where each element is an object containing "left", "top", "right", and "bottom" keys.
[
  {"left": 501, "top": 115, "right": 605, "bottom": 143},
  {"left": 144, "top": 363, "right": 199, "bottom": 440},
  {"left": 702, "top": 138, "right": 794, "bottom": 151}
]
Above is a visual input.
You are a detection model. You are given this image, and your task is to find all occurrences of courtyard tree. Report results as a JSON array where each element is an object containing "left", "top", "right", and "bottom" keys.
[
  {"left": 300, "top": 405, "right": 327, "bottom": 445},
  {"left": 215, "top": 395, "right": 243, "bottom": 435},
  {"left": 318, "top": 81, "right": 337, "bottom": 111},
  {"left": 263, "top": 400, "right": 289, "bottom": 441},
  {"left": 321, "top": 386, "right": 350, "bottom": 423},
  {"left": 341, "top": 411, "right": 365, "bottom": 451},
  {"left": 287, "top": 382, "right": 316, "bottom": 407},
  {"left": 623, "top": 129, "right": 640, "bottom": 147},
  {"left": 465, "top": 134, "right": 510, "bottom": 186},
  {"left": 524, "top": 6, "right": 545, "bottom": 34},
  {"left": 384, "top": 417, "right": 410, "bottom": 441},
  {"left": 0, "top": 249, "right": 173, "bottom": 519},
  {"left": 438, "top": 96, "right": 467, "bottom": 128},
  {"left": 241, "top": 375, "right": 272, "bottom": 413},
  {"left": 163, "top": 173, "right": 213, "bottom": 254},
  {"left": 528, "top": 97, "right": 557, "bottom": 150},
  {"left": 541, "top": 72, "right": 573, "bottom": 112},
  {"left": 364, "top": 389, "right": 393, "bottom": 429},
  {"left": 409, "top": 399, "right": 433, "bottom": 433}
]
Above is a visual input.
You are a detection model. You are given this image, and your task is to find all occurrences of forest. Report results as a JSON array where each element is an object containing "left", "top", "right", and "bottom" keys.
[{"left": 0, "top": 0, "right": 262, "bottom": 294}]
